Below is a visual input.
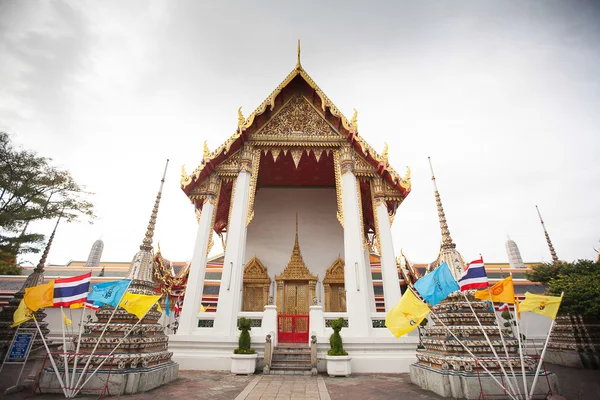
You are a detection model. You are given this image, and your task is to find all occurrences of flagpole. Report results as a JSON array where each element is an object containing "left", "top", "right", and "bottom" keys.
[
  {"left": 59, "top": 305, "right": 71, "bottom": 397},
  {"left": 69, "top": 304, "right": 88, "bottom": 398},
  {"left": 461, "top": 292, "right": 519, "bottom": 397},
  {"left": 32, "top": 314, "right": 69, "bottom": 398},
  {"left": 429, "top": 311, "right": 518, "bottom": 400},
  {"left": 512, "top": 305, "right": 529, "bottom": 399},
  {"left": 487, "top": 288, "right": 522, "bottom": 398},
  {"left": 71, "top": 304, "right": 120, "bottom": 394},
  {"left": 72, "top": 280, "right": 132, "bottom": 392},
  {"left": 527, "top": 291, "right": 563, "bottom": 400},
  {"left": 71, "top": 298, "right": 160, "bottom": 397}
]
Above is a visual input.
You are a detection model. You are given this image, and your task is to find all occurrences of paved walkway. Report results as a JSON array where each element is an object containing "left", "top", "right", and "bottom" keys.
[{"left": 3, "top": 365, "right": 600, "bottom": 399}]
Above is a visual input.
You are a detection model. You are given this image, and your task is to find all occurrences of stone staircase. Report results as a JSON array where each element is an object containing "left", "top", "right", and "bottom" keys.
[{"left": 269, "top": 343, "right": 312, "bottom": 375}]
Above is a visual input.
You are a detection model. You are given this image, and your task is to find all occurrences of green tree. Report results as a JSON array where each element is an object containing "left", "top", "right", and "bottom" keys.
[
  {"left": 0, "top": 132, "right": 95, "bottom": 272},
  {"left": 526, "top": 259, "right": 600, "bottom": 319}
]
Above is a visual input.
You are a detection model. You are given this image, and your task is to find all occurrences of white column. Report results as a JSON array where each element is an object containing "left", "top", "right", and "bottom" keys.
[
  {"left": 340, "top": 154, "right": 372, "bottom": 336},
  {"left": 364, "top": 246, "right": 376, "bottom": 313},
  {"left": 262, "top": 305, "right": 278, "bottom": 346},
  {"left": 178, "top": 199, "right": 215, "bottom": 335},
  {"left": 376, "top": 201, "right": 401, "bottom": 311},
  {"left": 212, "top": 170, "right": 251, "bottom": 338},
  {"left": 309, "top": 305, "right": 325, "bottom": 339}
]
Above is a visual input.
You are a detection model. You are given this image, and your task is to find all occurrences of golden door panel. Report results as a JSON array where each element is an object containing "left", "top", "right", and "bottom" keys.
[
  {"left": 328, "top": 284, "right": 346, "bottom": 312},
  {"left": 283, "top": 282, "right": 309, "bottom": 314},
  {"left": 243, "top": 286, "right": 265, "bottom": 312}
]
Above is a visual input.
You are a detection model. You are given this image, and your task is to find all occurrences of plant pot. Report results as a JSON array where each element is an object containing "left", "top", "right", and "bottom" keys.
[
  {"left": 231, "top": 353, "right": 258, "bottom": 375},
  {"left": 325, "top": 355, "right": 352, "bottom": 377}
]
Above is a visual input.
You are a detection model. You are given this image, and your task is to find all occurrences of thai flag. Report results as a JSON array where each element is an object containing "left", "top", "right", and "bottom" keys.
[
  {"left": 498, "top": 303, "right": 509, "bottom": 312},
  {"left": 53, "top": 272, "right": 92, "bottom": 307},
  {"left": 174, "top": 297, "right": 181, "bottom": 316},
  {"left": 84, "top": 299, "right": 100, "bottom": 310},
  {"left": 458, "top": 257, "right": 489, "bottom": 291}
]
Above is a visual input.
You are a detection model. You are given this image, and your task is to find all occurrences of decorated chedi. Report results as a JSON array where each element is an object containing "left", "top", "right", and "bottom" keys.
[
  {"left": 0, "top": 218, "right": 61, "bottom": 354},
  {"left": 409, "top": 159, "right": 557, "bottom": 399},
  {"left": 70, "top": 161, "right": 178, "bottom": 394}
]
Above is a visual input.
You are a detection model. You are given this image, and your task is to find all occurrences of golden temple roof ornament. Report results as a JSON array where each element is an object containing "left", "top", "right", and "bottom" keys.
[
  {"left": 237, "top": 107, "right": 245, "bottom": 129},
  {"left": 351, "top": 108, "right": 358, "bottom": 130},
  {"left": 382, "top": 142, "right": 389, "bottom": 165},
  {"left": 203, "top": 141, "right": 210, "bottom": 159},
  {"left": 296, "top": 39, "right": 301, "bottom": 70}
]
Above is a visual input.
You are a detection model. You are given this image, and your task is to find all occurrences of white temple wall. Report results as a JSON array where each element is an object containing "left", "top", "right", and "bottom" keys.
[{"left": 245, "top": 187, "right": 344, "bottom": 283}]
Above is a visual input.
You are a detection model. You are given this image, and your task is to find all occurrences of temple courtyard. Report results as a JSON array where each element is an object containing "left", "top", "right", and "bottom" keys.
[{"left": 0, "top": 364, "right": 597, "bottom": 400}]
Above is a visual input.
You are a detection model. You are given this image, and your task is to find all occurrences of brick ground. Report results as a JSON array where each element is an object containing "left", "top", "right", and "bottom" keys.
[{"left": 2, "top": 364, "right": 599, "bottom": 399}]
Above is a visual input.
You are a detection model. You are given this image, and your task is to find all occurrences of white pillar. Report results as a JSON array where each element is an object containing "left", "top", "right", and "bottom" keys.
[
  {"left": 178, "top": 194, "right": 216, "bottom": 335},
  {"left": 213, "top": 167, "right": 252, "bottom": 338},
  {"left": 339, "top": 146, "right": 372, "bottom": 337},
  {"left": 309, "top": 305, "right": 325, "bottom": 339},
  {"left": 375, "top": 201, "right": 402, "bottom": 311},
  {"left": 262, "top": 305, "right": 278, "bottom": 346},
  {"left": 364, "top": 246, "right": 376, "bottom": 313}
]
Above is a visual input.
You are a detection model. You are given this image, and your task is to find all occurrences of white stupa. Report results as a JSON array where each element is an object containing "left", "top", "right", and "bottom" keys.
[
  {"left": 84, "top": 239, "right": 104, "bottom": 269},
  {"left": 505, "top": 237, "right": 525, "bottom": 269}
]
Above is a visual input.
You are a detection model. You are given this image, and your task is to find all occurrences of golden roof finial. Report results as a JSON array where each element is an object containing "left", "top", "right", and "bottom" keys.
[
  {"left": 237, "top": 107, "right": 245, "bottom": 129},
  {"left": 203, "top": 141, "right": 210, "bottom": 159},
  {"left": 382, "top": 142, "right": 389, "bottom": 164},
  {"left": 140, "top": 159, "right": 169, "bottom": 252},
  {"left": 351, "top": 108, "right": 358, "bottom": 129},
  {"left": 296, "top": 40, "right": 301, "bottom": 69}
]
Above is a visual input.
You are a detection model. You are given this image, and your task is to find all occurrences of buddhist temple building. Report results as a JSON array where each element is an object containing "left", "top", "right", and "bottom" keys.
[{"left": 170, "top": 44, "right": 414, "bottom": 373}]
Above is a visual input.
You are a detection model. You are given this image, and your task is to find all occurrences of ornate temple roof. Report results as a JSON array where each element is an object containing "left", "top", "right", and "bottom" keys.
[{"left": 180, "top": 42, "right": 411, "bottom": 201}]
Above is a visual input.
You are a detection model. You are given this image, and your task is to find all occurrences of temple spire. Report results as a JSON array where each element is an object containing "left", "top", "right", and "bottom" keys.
[
  {"left": 34, "top": 215, "right": 62, "bottom": 272},
  {"left": 428, "top": 157, "right": 455, "bottom": 250},
  {"left": 140, "top": 159, "right": 169, "bottom": 251},
  {"left": 296, "top": 40, "right": 301, "bottom": 69},
  {"left": 536, "top": 205, "right": 559, "bottom": 263}
]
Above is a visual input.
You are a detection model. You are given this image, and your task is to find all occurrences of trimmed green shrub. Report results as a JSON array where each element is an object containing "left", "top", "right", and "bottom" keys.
[
  {"left": 234, "top": 317, "right": 256, "bottom": 355},
  {"left": 328, "top": 317, "right": 348, "bottom": 356}
]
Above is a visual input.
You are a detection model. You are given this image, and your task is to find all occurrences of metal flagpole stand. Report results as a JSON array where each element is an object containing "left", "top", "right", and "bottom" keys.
[
  {"left": 429, "top": 311, "right": 518, "bottom": 400},
  {"left": 59, "top": 305, "right": 70, "bottom": 396},
  {"left": 512, "top": 305, "right": 529, "bottom": 398},
  {"left": 31, "top": 314, "right": 69, "bottom": 398},
  {"left": 0, "top": 326, "right": 37, "bottom": 394},
  {"left": 461, "top": 292, "right": 519, "bottom": 398},
  {"left": 68, "top": 304, "right": 88, "bottom": 398},
  {"left": 71, "top": 297, "right": 161, "bottom": 397}
]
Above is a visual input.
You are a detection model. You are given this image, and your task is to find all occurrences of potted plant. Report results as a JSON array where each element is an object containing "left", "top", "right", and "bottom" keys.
[
  {"left": 325, "top": 317, "right": 352, "bottom": 377},
  {"left": 231, "top": 317, "right": 257, "bottom": 375}
]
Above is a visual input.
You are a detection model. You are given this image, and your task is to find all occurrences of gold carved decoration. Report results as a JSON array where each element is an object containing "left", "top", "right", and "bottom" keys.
[
  {"left": 323, "top": 257, "right": 346, "bottom": 312},
  {"left": 246, "top": 148, "right": 261, "bottom": 226},
  {"left": 333, "top": 149, "right": 344, "bottom": 228},
  {"left": 215, "top": 150, "right": 240, "bottom": 178},
  {"left": 339, "top": 144, "right": 355, "bottom": 174},
  {"left": 258, "top": 94, "right": 339, "bottom": 137},
  {"left": 242, "top": 256, "right": 271, "bottom": 312},
  {"left": 350, "top": 109, "right": 358, "bottom": 130},
  {"left": 189, "top": 173, "right": 219, "bottom": 205},
  {"left": 353, "top": 152, "right": 377, "bottom": 177},
  {"left": 275, "top": 215, "right": 318, "bottom": 313}
]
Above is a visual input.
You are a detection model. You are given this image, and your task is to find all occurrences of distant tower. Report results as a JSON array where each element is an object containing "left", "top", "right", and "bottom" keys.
[
  {"left": 84, "top": 239, "right": 104, "bottom": 268},
  {"left": 536, "top": 205, "right": 559, "bottom": 263},
  {"left": 505, "top": 237, "right": 525, "bottom": 269}
]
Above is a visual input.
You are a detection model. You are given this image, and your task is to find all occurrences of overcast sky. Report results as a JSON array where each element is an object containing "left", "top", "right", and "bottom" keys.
[{"left": 1, "top": 0, "right": 599, "bottom": 267}]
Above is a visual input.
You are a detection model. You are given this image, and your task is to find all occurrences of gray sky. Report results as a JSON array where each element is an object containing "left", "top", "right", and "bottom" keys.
[{"left": 1, "top": 0, "right": 599, "bottom": 267}]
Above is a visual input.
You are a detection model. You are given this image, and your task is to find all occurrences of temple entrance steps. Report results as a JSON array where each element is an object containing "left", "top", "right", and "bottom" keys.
[{"left": 269, "top": 343, "right": 312, "bottom": 375}]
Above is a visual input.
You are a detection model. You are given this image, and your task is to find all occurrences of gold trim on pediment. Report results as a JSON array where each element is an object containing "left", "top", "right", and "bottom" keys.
[
  {"left": 323, "top": 257, "right": 345, "bottom": 285},
  {"left": 214, "top": 150, "right": 240, "bottom": 177},
  {"left": 253, "top": 94, "right": 340, "bottom": 138},
  {"left": 243, "top": 256, "right": 272, "bottom": 285},
  {"left": 354, "top": 152, "right": 378, "bottom": 177}
]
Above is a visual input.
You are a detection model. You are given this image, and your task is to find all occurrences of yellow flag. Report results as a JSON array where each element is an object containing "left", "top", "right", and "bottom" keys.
[
  {"left": 70, "top": 302, "right": 83, "bottom": 309},
  {"left": 156, "top": 303, "right": 163, "bottom": 313},
  {"left": 62, "top": 311, "right": 72, "bottom": 327},
  {"left": 11, "top": 299, "right": 33, "bottom": 328},
  {"left": 119, "top": 292, "right": 161, "bottom": 320},
  {"left": 24, "top": 281, "right": 55, "bottom": 311},
  {"left": 200, "top": 304, "right": 206, "bottom": 313},
  {"left": 474, "top": 275, "right": 515, "bottom": 304},
  {"left": 385, "top": 289, "right": 430, "bottom": 338},
  {"left": 518, "top": 292, "right": 563, "bottom": 320}
]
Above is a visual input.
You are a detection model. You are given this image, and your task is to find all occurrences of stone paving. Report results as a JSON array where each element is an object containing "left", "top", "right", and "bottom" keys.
[{"left": 2, "top": 365, "right": 600, "bottom": 400}]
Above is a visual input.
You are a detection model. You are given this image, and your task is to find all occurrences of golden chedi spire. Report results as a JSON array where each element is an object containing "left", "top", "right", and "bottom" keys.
[
  {"left": 128, "top": 159, "right": 169, "bottom": 292},
  {"left": 428, "top": 157, "right": 455, "bottom": 251},
  {"left": 536, "top": 205, "right": 559, "bottom": 263},
  {"left": 287, "top": 213, "right": 307, "bottom": 270}
]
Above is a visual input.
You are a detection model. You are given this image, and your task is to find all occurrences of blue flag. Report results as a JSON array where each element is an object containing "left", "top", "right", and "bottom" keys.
[
  {"left": 87, "top": 280, "right": 131, "bottom": 307},
  {"left": 414, "top": 262, "right": 459, "bottom": 306},
  {"left": 165, "top": 294, "right": 170, "bottom": 316}
]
